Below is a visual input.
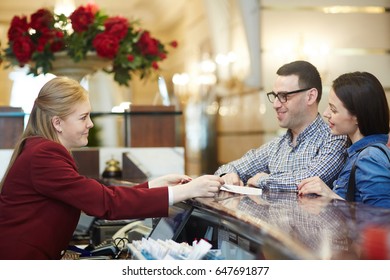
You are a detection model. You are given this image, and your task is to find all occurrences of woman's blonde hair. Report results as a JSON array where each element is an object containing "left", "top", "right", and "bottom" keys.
[{"left": 0, "top": 77, "right": 88, "bottom": 190}]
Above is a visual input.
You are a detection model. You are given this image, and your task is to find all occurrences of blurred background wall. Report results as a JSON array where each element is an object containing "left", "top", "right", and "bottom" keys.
[{"left": 0, "top": 0, "right": 389, "bottom": 176}]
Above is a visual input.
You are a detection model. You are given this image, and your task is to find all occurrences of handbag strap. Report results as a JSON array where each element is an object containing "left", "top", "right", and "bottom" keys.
[
  {"left": 346, "top": 163, "right": 357, "bottom": 202},
  {"left": 346, "top": 144, "right": 390, "bottom": 202}
]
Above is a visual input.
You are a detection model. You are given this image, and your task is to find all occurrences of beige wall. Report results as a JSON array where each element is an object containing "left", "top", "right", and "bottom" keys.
[
  {"left": 0, "top": 24, "right": 12, "bottom": 106},
  {"left": 1, "top": 1, "right": 389, "bottom": 174},
  {"left": 215, "top": 1, "right": 390, "bottom": 167}
]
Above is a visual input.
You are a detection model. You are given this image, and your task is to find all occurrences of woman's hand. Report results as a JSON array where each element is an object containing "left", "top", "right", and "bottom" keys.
[
  {"left": 171, "top": 174, "right": 224, "bottom": 203},
  {"left": 297, "top": 176, "right": 341, "bottom": 200},
  {"left": 149, "top": 174, "right": 192, "bottom": 188}
]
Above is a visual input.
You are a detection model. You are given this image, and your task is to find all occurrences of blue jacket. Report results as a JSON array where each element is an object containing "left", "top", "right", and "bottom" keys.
[{"left": 333, "top": 134, "right": 390, "bottom": 208}]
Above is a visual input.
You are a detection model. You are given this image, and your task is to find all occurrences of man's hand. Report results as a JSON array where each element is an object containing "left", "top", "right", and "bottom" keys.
[
  {"left": 220, "top": 173, "right": 243, "bottom": 186},
  {"left": 247, "top": 172, "right": 268, "bottom": 187}
]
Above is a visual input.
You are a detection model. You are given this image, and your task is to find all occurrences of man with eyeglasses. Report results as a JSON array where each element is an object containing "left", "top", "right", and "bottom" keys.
[{"left": 215, "top": 60, "right": 347, "bottom": 191}]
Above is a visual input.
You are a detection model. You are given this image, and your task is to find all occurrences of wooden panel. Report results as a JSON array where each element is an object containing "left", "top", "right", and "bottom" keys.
[
  {"left": 0, "top": 107, "right": 24, "bottom": 149},
  {"left": 216, "top": 93, "right": 279, "bottom": 166},
  {"left": 128, "top": 105, "right": 177, "bottom": 147},
  {"left": 121, "top": 152, "right": 148, "bottom": 182},
  {"left": 217, "top": 134, "right": 263, "bottom": 165}
]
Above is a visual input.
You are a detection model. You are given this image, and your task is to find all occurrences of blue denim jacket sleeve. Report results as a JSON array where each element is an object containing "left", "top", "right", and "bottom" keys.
[{"left": 355, "top": 146, "right": 390, "bottom": 208}]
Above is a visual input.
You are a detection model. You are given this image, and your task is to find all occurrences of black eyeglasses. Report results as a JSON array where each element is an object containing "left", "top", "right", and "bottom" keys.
[{"left": 267, "top": 87, "right": 312, "bottom": 103}]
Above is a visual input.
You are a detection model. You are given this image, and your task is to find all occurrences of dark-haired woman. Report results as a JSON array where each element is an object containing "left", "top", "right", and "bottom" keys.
[{"left": 298, "top": 71, "right": 390, "bottom": 208}]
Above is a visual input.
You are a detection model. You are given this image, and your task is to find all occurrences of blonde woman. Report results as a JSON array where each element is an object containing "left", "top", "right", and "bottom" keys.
[{"left": 0, "top": 77, "right": 223, "bottom": 259}]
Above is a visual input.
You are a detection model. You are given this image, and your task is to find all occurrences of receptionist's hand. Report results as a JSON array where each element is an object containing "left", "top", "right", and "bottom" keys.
[
  {"left": 149, "top": 174, "right": 192, "bottom": 188},
  {"left": 171, "top": 175, "right": 224, "bottom": 203},
  {"left": 221, "top": 173, "right": 243, "bottom": 186}
]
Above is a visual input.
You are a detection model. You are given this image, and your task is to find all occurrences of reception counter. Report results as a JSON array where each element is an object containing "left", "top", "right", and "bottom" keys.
[{"left": 176, "top": 189, "right": 390, "bottom": 260}]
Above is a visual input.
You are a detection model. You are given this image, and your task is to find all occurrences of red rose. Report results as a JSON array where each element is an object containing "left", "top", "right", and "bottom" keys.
[
  {"left": 12, "top": 36, "right": 35, "bottom": 64},
  {"left": 50, "top": 31, "right": 65, "bottom": 52},
  {"left": 7, "top": 15, "right": 28, "bottom": 42},
  {"left": 152, "top": 61, "right": 159, "bottom": 69},
  {"left": 36, "top": 38, "right": 47, "bottom": 52},
  {"left": 35, "top": 28, "right": 64, "bottom": 52},
  {"left": 170, "top": 40, "right": 178, "bottom": 48},
  {"left": 159, "top": 53, "right": 167, "bottom": 60},
  {"left": 137, "top": 31, "right": 160, "bottom": 56},
  {"left": 30, "top": 9, "right": 53, "bottom": 31},
  {"left": 104, "top": 16, "right": 129, "bottom": 40},
  {"left": 35, "top": 27, "right": 51, "bottom": 52},
  {"left": 85, "top": 3, "right": 99, "bottom": 15},
  {"left": 127, "top": 55, "right": 134, "bottom": 62},
  {"left": 92, "top": 33, "right": 120, "bottom": 59},
  {"left": 70, "top": 5, "right": 95, "bottom": 32}
]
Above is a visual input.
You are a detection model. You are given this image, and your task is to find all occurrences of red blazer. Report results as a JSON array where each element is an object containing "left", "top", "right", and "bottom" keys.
[{"left": 0, "top": 137, "right": 168, "bottom": 259}]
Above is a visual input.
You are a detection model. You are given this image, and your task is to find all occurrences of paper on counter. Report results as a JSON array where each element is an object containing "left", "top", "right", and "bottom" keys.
[{"left": 221, "top": 184, "right": 262, "bottom": 195}]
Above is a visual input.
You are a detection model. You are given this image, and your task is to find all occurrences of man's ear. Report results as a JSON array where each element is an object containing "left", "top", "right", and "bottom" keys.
[
  {"left": 52, "top": 116, "right": 62, "bottom": 133},
  {"left": 307, "top": 88, "right": 318, "bottom": 105}
]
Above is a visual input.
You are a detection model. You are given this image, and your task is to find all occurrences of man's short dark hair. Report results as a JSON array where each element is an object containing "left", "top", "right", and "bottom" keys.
[{"left": 277, "top": 60, "right": 322, "bottom": 103}]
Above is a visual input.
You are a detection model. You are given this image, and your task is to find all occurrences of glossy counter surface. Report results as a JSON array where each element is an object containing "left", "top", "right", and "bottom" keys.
[{"left": 190, "top": 189, "right": 390, "bottom": 260}]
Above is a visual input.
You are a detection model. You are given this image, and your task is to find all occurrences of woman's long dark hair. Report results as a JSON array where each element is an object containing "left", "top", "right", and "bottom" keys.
[{"left": 332, "top": 71, "right": 389, "bottom": 136}]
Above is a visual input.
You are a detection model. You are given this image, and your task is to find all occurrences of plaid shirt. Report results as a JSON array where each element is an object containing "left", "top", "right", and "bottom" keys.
[{"left": 215, "top": 114, "right": 347, "bottom": 190}]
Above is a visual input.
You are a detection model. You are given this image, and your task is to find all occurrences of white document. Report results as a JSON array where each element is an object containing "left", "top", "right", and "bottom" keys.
[{"left": 221, "top": 184, "right": 262, "bottom": 196}]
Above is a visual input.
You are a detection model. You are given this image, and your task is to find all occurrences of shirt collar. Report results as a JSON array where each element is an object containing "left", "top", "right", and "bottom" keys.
[
  {"left": 286, "top": 114, "right": 323, "bottom": 145},
  {"left": 347, "top": 134, "right": 389, "bottom": 156}
]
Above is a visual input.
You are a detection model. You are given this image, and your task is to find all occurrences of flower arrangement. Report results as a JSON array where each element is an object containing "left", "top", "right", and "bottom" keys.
[{"left": 0, "top": 3, "right": 178, "bottom": 86}]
